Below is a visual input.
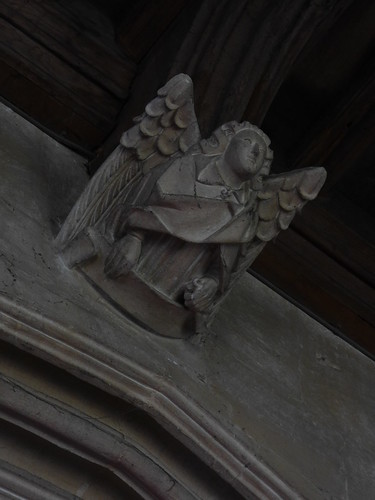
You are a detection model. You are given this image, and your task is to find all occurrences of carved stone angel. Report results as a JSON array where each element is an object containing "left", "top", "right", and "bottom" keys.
[{"left": 56, "top": 74, "right": 326, "bottom": 337}]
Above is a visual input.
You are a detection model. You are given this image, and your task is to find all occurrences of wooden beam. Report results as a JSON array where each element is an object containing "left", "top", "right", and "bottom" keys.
[
  {"left": 0, "top": 0, "right": 136, "bottom": 99},
  {"left": 92, "top": 0, "right": 354, "bottom": 167},
  {"left": 252, "top": 228, "right": 375, "bottom": 355},
  {"left": 0, "top": 11, "right": 133, "bottom": 149},
  {"left": 0, "top": 60, "right": 111, "bottom": 150},
  {"left": 170, "top": 0, "right": 354, "bottom": 136},
  {"left": 291, "top": 64, "right": 375, "bottom": 191},
  {"left": 0, "top": 17, "right": 120, "bottom": 123},
  {"left": 88, "top": 2, "right": 201, "bottom": 170},
  {"left": 291, "top": 203, "right": 375, "bottom": 289},
  {"left": 116, "top": 0, "right": 189, "bottom": 61}
]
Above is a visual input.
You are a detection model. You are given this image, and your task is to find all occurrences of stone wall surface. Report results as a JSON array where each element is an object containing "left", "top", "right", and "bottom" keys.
[{"left": 0, "top": 102, "right": 374, "bottom": 499}]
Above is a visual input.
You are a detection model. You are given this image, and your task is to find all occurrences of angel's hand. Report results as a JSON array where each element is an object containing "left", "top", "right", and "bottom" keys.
[
  {"left": 184, "top": 277, "right": 218, "bottom": 312},
  {"left": 104, "top": 233, "right": 142, "bottom": 279}
]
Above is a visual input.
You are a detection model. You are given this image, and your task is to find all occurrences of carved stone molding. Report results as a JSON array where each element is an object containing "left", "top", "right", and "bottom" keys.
[
  {"left": 0, "top": 374, "right": 224, "bottom": 499},
  {"left": 0, "top": 295, "right": 295, "bottom": 500},
  {"left": 0, "top": 459, "right": 75, "bottom": 500}
]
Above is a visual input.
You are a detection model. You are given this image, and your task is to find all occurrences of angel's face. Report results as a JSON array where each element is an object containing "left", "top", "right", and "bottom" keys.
[{"left": 225, "top": 133, "right": 265, "bottom": 181}]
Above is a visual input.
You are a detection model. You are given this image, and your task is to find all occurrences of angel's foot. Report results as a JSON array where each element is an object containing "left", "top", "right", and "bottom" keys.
[
  {"left": 60, "top": 229, "right": 98, "bottom": 268},
  {"left": 184, "top": 276, "right": 218, "bottom": 312},
  {"left": 104, "top": 233, "right": 142, "bottom": 279}
]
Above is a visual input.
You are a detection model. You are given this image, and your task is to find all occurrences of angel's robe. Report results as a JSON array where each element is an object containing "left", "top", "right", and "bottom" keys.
[
  {"left": 143, "top": 154, "right": 260, "bottom": 244},
  {"left": 109, "top": 153, "right": 261, "bottom": 244},
  {"left": 107, "top": 153, "right": 265, "bottom": 299}
]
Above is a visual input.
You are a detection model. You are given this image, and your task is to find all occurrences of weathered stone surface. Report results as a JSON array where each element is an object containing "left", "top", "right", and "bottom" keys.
[{"left": 1, "top": 102, "right": 375, "bottom": 499}]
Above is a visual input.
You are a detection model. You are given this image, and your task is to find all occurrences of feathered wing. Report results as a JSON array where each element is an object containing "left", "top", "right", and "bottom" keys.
[
  {"left": 221, "top": 166, "right": 327, "bottom": 296},
  {"left": 56, "top": 73, "right": 201, "bottom": 248},
  {"left": 255, "top": 166, "right": 327, "bottom": 242}
]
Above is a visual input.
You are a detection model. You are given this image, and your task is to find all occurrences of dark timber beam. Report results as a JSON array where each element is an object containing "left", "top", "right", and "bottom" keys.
[
  {"left": 252, "top": 228, "right": 375, "bottom": 356},
  {"left": 93, "top": 0, "right": 354, "bottom": 168},
  {"left": 116, "top": 0, "right": 189, "bottom": 62},
  {"left": 291, "top": 63, "right": 375, "bottom": 191}
]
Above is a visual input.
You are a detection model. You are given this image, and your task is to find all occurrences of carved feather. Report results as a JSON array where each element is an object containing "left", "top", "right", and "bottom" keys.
[
  {"left": 157, "top": 127, "right": 181, "bottom": 155},
  {"left": 55, "top": 145, "right": 136, "bottom": 247},
  {"left": 256, "top": 167, "right": 326, "bottom": 242},
  {"left": 258, "top": 196, "right": 279, "bottom": 221},
  {"left": 139, "top": 115, "right": 162, "bottom": 137},
  {"left": 257, "top": 219, "right": 279, "bottom": 241},
  {"left": 120, "top": 73, "right": 201, "bottom": 162},
  {"left": 180, "top": 123, "right": 201, "bottom": 152},
  {"left": 57, "top": 74, "right": 201, "bottom": 248},
  {"left": 145, "top": 97, "right": 166, "bottom": 117},
  {"left": 160, "top": 109, "right": 176, "bottom": 128},
  {"left": 174, "top": 102, "right": 194, "bottom": 129}
]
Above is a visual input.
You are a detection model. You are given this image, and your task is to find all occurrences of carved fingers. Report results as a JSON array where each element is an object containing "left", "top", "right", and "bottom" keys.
[
  {"left": 104, "top": 233, "right": 142, "bottom": 279},
  {"left": 184, "top": 277, "right": 218, "bottom": 312}
]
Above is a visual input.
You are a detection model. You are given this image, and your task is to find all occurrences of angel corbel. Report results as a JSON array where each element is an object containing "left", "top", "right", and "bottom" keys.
[{"left": 56, "top": 74, "right": 326, "bottom": 338}]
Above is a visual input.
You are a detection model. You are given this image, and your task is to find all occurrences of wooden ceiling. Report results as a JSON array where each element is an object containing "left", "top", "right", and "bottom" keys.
[{"left": 0, "top": 0, "right": 374, "bottom": 355}]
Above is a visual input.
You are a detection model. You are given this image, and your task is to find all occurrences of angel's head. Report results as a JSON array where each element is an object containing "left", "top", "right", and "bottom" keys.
[
  {"left": 226, "top": 129, "right": 264, "bottom": 174},
  {"left": 216, "top": 125, "right": 273, "bottom": 188}
]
